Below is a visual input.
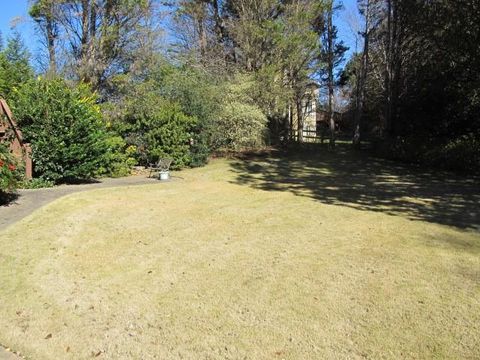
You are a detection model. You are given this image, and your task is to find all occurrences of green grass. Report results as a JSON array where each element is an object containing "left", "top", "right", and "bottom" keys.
[{"left": 1, "top": 150, "right": 479, "bottom": 359}]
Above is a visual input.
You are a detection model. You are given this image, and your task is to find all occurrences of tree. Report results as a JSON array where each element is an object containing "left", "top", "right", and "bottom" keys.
[
  {"left": 171, "top": 0, "right": 315, "bottom": 144},
  {"left": 319, "top": 0, "right": 348, "bottom": 148},
  {"left": 29, "top": 0, "right": 59, "bottom": 76},
  {"left": 340, "top": 0, "right": 480, "bottom": 172},
  {"left": 28, "top": 0, "right": 156, "bottom": 91},
  {"left": 0, "top": 32, "right": 33, "bottom": 100},
  {"left": 352, "top": 0, "right": 380, "bottom": 146}
]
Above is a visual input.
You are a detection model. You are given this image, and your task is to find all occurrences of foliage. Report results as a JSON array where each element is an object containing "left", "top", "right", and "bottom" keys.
[
  {"left": 214, "top": 102, "right": 268, "bottom": 151},
  {"left": 209, "top": 74, "right": 269, "bottom": 151},
  {"left": 427, "top": 134, "right": 480, "bottom": 174},
  {"left": 28, "top": 0, "right": 155, "bottom": 89},
  {"left": 12, "top": 78, "right": 130, "bottom": 182},
  {"left": 159, "top": 64, "right": 223, "bottom": 126},
  {"left": 104, "top": 77, "right": 198, "bottom": 169},
  {"left": 0, "top": 143, "right": 18, "bottom": 192},
  {"left": 343, "top": 0, "right": 480, "bottom": 172},
  {"left": 143, "top": 102, "right": 197, "bottom": 169},
  {"left": 94, "top": 135, "right": 135, "bottom": 177},
  {"left": 173, "top": 0, "right": 326, "bottom": 143},
  {"left": 158, "top": 64, "right": 222, "bottom": 165},
  {"left": 372, "top": 132, "right": 480, "bottom": 175},
  {"left": 18, "top": 177, "right": 55, "bottom": 189},
  {"left": 0, "top": 32, "right": 33, "bottom": 101}
]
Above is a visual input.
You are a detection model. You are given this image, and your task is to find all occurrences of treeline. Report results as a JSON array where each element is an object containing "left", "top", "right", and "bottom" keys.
[
  {"left": 342, "top": 0, "right": 480, "bottom": 172},
  {"left": 2, "top": 0, "right": 340, "bottom": 186}
]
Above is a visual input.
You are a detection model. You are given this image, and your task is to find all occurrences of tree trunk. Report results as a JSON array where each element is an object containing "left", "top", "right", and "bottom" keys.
[
  {"left": 211, "top": 0, "right": 225, "bottom": 43},
  {"left": 353, "top": 0, "right": 371, "bottom": 147},
  {"left": 297, "top": 98, "right": 304, "bottom": 143},
  {"left": 79, "top": 0, "right": 90, "bottom": 83},
  {"left": 390, "top": 0, "right": 402, "bottom": 136},
  {"left": 196, "top": 1, "right": 207, "bottom": 59},
  {"left": 384, "top": 0, "right": 392, "bottom": 137},
  {"left": 287, "top": 104, "right": 292, "bottom": 141},
  {"left": 80, "top": 0, "right": 90, "bottom": 58},
  {"left": 327, "top": 3, "right": 335, "bottom": 148},
  {"left": 198, "top": 19, "right": 207, "bottom": 57},
  {"left": 89, "top": 0, "right": 98, "bottom": 86},
  {"left": 46, "top": 13, "right": 56, "bottom": 76}
]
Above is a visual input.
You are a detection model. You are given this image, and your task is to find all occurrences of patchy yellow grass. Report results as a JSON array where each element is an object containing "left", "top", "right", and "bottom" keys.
[{"left": 0, "top": 159, "right": 479, "bottom": 359}]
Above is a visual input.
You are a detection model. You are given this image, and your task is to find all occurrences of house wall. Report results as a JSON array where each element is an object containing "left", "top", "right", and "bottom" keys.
[{"left": 291, "top": 86, "right": 320, "bottom": 142}]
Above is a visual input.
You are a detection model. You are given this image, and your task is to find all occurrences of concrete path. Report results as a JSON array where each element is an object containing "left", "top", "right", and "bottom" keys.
[{"left": 0, "top": 175, "right": 166, "bottom": 359}]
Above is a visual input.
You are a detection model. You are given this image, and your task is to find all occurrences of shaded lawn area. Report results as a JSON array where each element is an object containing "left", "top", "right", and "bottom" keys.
[
  {"left": 0, "top": 151, "right": 479, "bottom": 359},
  {"left": 230, "top": 145, "right": 480, "bottom": 230}
]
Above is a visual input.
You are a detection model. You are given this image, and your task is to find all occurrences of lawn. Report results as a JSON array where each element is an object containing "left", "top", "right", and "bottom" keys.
[{"left": 1, "top": 148, "right": 479, "bottom": 359}]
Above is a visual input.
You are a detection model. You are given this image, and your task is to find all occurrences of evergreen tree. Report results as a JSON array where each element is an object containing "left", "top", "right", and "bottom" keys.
[{"left": 0, "top": 31, "right": 34, "bottom": 100}]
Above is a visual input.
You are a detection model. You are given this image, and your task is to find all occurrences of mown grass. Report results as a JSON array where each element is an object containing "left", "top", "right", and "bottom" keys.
[{"left": 0, "top": 153, "right": 479, "bottom": 359}]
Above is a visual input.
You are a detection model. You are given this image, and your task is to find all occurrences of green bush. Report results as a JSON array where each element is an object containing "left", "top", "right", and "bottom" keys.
[
  {"left": 213, "top": 102, "right": 268, "bottom": 151},
  {"left": 143, "top": 102, "right": 197, "bottom": 169},
  {"left": 159, "top": 66, "right": 223, "bottom": 166},
  {"left": 209, "top": 75, "right": 269, "bottom": 151},
  {"left": 95, "top": 135, "right": 136, "bottom": 178},
  {"left": 427, "top": 133, "right": 480, "bottom": 174},
  {"left": 372, "top": 133, "right": 480, "bottom": 174},
  {"left": 0, "top": 144, "right": 17, "bottom": 192},
  {"left": 105, "top": 79, "right": 198, "bottom": 169},
  {"left": 12, "top": 78, "right": 128, "bottom": 182},
  {"left": 189, "top": 133, "right": 211, "bottom": 167},
  {"left": 18, "top": 177, "right": 55, "bottom": 189}
]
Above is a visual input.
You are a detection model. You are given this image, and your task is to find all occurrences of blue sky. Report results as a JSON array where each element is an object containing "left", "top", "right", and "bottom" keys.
[
  {"left": 0, "top": 0, "right": 360, "bottom": 64},
  {"left": 337, "top": 0, "right": 362, "bottom": 60},
  {"left": 0, "top": 0, "right": 37, "bottom": 50}
]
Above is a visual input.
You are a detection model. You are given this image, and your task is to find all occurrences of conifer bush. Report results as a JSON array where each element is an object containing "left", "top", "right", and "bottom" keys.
[{"left": 13, "top": 78, "right": 131, "bottom": 182}]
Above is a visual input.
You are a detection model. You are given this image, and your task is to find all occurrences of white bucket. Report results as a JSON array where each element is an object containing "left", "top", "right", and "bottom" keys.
[{"left": 159, "top": 171, "right": 169, "bottom": 181}]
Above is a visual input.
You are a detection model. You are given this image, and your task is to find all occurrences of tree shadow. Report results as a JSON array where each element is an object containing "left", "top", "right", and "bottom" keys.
[
  {"left": 60, "top": 178, "right": 101, "bottom": 185},
  {"left": 229, "top": 145, "right": 480, "bottom": 230},
  {"left": 0, "top": 191, "right": 19, "bottom": 207}
]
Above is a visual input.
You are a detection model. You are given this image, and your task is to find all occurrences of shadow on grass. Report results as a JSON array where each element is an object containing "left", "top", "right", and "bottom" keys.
[{"left": 229, "top": 144, "right": 480, "bottom": 230}]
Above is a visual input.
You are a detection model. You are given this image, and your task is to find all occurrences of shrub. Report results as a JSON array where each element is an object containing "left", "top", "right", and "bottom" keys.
[
  {"left": 189, "top": 133, "right": 211, "bottom": 167},
  {"left": 427, "top": 133, "right": 480, "bottom": 174},
  {"left": 212, "top": 102, "right": 268, "bottom": 151},
  {"left": 143, "top": 102, "right": 197, "bottom": 169},
  {"left": 0, "top": 144, "right": 18, "bottom": 193},
  {"left": 105, "top": 80, "right": 198, "bottom": 169},
  {"left": 95, "top": 135, "right": 136, "bottom": 178},
  {"left": 12, "top": 78, "right": 129, "bottom": 182},
  {"left": 159, "top": 66, "right": 223, "bottom": 166},
  {"left": 372, "top": 133, "right": 480, "bottom": 174},
  {"left": 210, "top": 75, "right": 269, "bottom": 151},
  {"left": 18, "top": 177, "right": 55, "bottom": 189}
]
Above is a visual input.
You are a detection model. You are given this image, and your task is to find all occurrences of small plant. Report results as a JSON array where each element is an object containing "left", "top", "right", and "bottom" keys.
[{"left": 18, "top": 178, "right": 55, "bottom": 189}]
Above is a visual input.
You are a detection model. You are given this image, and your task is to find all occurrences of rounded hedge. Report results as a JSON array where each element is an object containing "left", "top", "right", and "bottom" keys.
[{"left": 13, "top": 78, "right": 130, "bottom": 182}]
